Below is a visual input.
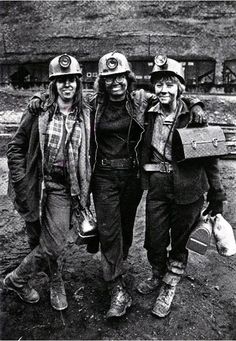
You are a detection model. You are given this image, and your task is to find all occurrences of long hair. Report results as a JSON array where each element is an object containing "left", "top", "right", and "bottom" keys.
[
  {"left": 45, "top": 75, "right": 83, "bottom": 119},
  {"left": 93, "top": 71, "right": 136, "bottom": 100}
]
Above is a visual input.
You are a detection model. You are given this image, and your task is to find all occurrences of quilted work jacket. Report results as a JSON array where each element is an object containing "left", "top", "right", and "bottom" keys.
[{"left": 141, "top": 99, "right": 226, "bottom": 204}]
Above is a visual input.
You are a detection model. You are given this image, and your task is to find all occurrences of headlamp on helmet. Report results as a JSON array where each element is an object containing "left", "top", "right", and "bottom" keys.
[
  {"left": 106, "top": 57, "right": 118, "bottom": 70},
  {"left": 154, "top": 55, "right": 167, "bottom": 67},
  {"left": 150, "top": 54, "right": 185, "bottom": 84},
  {"left": 98, "top": 52, "right": 131, "bottom": 76},
  {"left": 49, "top": 54, "right": 82, "bottom": 80},
  {"left": 59, "top": 54, "right": 71, "bottom": 68}
]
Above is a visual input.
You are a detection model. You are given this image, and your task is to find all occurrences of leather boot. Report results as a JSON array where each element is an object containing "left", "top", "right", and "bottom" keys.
[
  {"left": 106, "top": 284, "right": 132, "bottom": 319},
  {"left": 152, "top": 282, "right": 177, "bottom": 317},
  {"left": 136, "top": 275, "right": 160, "bottom": 295},
  {"left": 3, "top": 271, "right": 40, "bottom": 304},
  {"left": 50, "top": 272, "right": 68, "bottom": 311}
]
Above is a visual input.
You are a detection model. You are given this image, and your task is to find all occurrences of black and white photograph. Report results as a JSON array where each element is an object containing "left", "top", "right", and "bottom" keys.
[{"left": 0, "top": 1, "right": 236, "bottom": 340}]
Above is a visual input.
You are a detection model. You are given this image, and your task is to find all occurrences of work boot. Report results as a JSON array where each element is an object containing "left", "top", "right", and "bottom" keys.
[
  {"left": 3, "top": 271, "right": 40, "bottom": 304},
  {"left": 50, "top": 272, "right": 68, "bottom": 311},
  {"left": 106, "top": 284, "right": 132, "bottom": 319},
  {"left": 152, "top": 282, "right": 177, "bottom": 318},
  {"left": 136, "top": 276, "right": 160, "bottom": 295}
]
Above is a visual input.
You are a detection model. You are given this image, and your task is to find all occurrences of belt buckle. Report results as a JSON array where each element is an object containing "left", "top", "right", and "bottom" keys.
[
  {"left": 101, "top": 159, "right": 107, "bottom": 166},
  {"left": 161, "top": 162, "right": 171, "bottom": 173}
]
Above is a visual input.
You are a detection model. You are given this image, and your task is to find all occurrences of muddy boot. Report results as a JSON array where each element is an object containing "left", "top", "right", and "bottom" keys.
[
  {"left": 50, "top": 272, "right": 68, "bottom": 311},
  {"left": 152, "top": 282, "right": 176, "bottom": 317},
  {"left": 106, "top": 284, "right": 132, "bottom": 319},
  {"left": 3, "top": 271, "right": 40, "bottom": 304},
  {"left": 136, "top": 275, "right": 160, "bottom": 295}
]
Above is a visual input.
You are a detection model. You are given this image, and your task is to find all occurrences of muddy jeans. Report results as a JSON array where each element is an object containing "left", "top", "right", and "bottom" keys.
[
  {"left": 92, "top": 168, "right": 143, "bottom": 282},
  {"left": 12, "top": 185, "right": 71, "bottom": 285},
  {"left": 145, "top": 172, "right": 204, "bottom": 286}
]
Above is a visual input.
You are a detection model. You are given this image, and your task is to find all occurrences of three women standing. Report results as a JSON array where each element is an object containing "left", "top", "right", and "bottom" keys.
[{"left": 6, "top": 51, "right": 206, "bottom": 319}]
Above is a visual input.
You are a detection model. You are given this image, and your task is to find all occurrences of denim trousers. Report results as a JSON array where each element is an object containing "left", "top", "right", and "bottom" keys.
[
  {"left": 145, "top": 171, "right": 204, "bottom": 285},
  {"left": 25, "top": 220, "right": 41, "bottom": 250},
  {"left": 92, "top": 168, "right": 143, "bottom": 282},
  {"left": 13, "top": 185, "right": 72, "bottom": 285}
]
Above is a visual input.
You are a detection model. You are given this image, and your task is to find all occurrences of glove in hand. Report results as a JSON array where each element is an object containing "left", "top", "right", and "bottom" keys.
[
  {"left": 189, "top": 105, "right": 207, "bottom": 126},
  {"left": 203, "top": 200, "right": 223, "bottom": 217}
]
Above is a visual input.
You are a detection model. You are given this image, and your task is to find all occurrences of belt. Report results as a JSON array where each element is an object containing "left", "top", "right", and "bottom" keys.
[
  {"left": 143, "top": 162, "right": 173, "bottom": 173},
  {"left": 44, "top": 168, "right": 67, "bottom": 184},
  {"left": 98, "top": 157, "right": 136, "bottom": 169}
]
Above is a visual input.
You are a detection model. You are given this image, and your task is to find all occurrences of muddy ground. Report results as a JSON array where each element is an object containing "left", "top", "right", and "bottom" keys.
[
  {"left": 0, "top": 89, "right": 236, "bottom": 340},
  {"left": 0, "top": 157, "right": 236, "bottom": 340}
]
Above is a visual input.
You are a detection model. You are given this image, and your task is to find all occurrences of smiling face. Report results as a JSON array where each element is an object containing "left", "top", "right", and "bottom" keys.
[
  {"left": 104, "top": 73, "right": 128, "bottom": 101},
  {"left": 154, "top": 76, "right": 179, "bottom": 106},
  {"left": 56, "top": 75, "right": 77, "bottom": 102}
]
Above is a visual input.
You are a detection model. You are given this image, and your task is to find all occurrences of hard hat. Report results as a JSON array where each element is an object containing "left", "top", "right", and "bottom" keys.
[
  {"left": 150, "top": 55, "right": 185, "bottom": 84},
  {"left": 98, "top": 51, "right": 131, "bottom": 76},
  {"left": 49, "top": 54, "right": 82, "bottom": 80}
]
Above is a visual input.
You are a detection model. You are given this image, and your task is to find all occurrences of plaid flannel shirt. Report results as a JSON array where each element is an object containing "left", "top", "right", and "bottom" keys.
[{"left": 45, "top": 107, "right": 82, "bottom": 196}]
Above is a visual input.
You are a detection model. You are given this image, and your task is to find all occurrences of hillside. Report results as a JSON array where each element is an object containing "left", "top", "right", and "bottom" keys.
[{"left": 0, "top": 1, "right": 235, "bottom": 77}]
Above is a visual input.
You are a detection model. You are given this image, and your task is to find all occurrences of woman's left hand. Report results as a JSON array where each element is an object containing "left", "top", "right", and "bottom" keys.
[
  {"left": 189, "top": 105, "right": 207, "bottom": 125},
  {"left": 203, "top": 200, "right": 223, "bottom": 216}
]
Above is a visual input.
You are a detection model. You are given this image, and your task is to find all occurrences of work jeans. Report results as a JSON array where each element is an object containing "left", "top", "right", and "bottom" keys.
[
  {"left": 25, "top": 220, "right": 41, "bottom": 250},
  {"left": 145, "top": 172, "right": 204, "bottom": 286},
  {"left": 92, "top": 168, "right": 143, "bottom": 282},
  {"left": 12, "top": 185, "right": 72, "bottom": 285}
]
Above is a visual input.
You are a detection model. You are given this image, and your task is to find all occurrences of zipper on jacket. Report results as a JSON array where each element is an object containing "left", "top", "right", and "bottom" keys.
[{"left": 125, "top": 100, "right": 144, "bottom": 167}]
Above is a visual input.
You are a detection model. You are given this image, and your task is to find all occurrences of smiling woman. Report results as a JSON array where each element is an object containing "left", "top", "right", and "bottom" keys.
[
  {"left": 138, "top": 56, "right": 226, "bottom": 318},
  {"left": 104, "top": 73, "right": 128, "bottom": 100},
  {"left": 4, "top": 54, "right": 93, "bottom": 312},
  {"left": 56, "top": 75, "right": 77, "bottom": 103}
]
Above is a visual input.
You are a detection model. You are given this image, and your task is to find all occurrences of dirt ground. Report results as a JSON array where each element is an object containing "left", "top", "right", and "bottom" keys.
[
  {"left": 0, "top": 88, "right": 236, "bottom": 340},
  {"left": 0, "top": 156, "right": 236, "bottom": 340}
]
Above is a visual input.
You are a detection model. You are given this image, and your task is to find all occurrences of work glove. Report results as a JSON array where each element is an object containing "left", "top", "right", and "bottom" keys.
[
  {"left": 189, "top": 105, "right": 207, "bottom": 126},
  {"left": 203, "top": 200, "right": 223, "bottom": 217},
  {"left": 28, "top": 97, "right": 42, "bottom": 115}
]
